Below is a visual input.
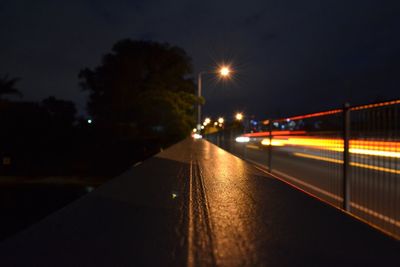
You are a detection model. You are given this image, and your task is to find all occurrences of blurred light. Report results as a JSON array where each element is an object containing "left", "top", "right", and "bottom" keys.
[
  {"left": 201, "top": 125, "right": 205, "bottom": 129},
  {"left": 293, "top": 152, "right": 400, "bottom": 175},
  {"left": 235, "top": 113, "right": 243, "bottom": 121},
  {"left": 214, "top": 122, "right": 218, "bottom": 126},
  {"left": 220, "top": 66, "right": 230, "bottom": 77},
  {"left": 218, "top": 117, "right": 224, "bottom": 124},
  {"left": 243, "top": 131, "right": 306, "bottom": 137},
  {"left": 235, "top": 136, "right": 250, "bottom": 143},
  {"left": 256, "top": 136, "right": 400, "bottom": 159},
  {"left": 204, "top": 118, "right": 211, "bottom": 124},
  {"left": 86, "top": 186, "right": 94, "bottom": 193},
  {"left": 285, "top": 109, "right": 342, "bottom": 121},
  {"left": 351, "top": 99, "right": 400, "bottom": 111},
  {"left": 218, "top": 123, "right": 223, "bottom": 127},
  {"left": 193, "top": 133, "right": 202, "bottom": 139},
  {"left": 261, "top": 139, "right": 285, "bottom": 146},
  {"left": 87, "top": 119, "right": 92, "bottom": 124},
  {"left": 192, "top": 128, "right": 197, "bottom": 132}
]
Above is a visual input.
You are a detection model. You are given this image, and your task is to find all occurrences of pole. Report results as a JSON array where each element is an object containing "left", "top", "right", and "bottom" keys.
[
  {"left": 268, "top": 119, "right": 272, "bottom": 172},
  {"left": 343, "top": 103, "right": 350, "bottom": 211},
  {"left": 197, "top": 72, "right": 202, "bottom": 131}
]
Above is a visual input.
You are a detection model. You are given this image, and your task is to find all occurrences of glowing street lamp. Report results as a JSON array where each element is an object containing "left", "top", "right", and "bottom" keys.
[
  {"left": 235, "top": 113, "right": 243, "bottom": 121},
  {"left": 197, "top": 66, "right": 232, "bottom": 130},
  {"left": 218, "top": 117, "right": 224, "bottom": 124},
  {"left": 220, "top": 66, "right": 230, "bottom": 77},
  {"left": 204, "top": 117, "right": 211, "bottom": 125}
]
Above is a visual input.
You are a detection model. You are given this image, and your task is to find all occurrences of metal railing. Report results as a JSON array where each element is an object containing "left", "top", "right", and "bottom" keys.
[{"left": 205, "top": 99, "right": 400, "bottom": 239}]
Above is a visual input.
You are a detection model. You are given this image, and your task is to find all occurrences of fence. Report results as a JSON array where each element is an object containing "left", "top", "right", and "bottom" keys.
[{"left": 205, "top": 99, "right": 400, "bottom": 239}]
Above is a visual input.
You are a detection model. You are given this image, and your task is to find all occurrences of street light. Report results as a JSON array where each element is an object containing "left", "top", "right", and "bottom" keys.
[
  {"left": 218, "top": 117, "right": 224, "bottom": 124},
  {"left": 220, "top": 67, "right": 230, "bottom": 77},
  {"left": 197, "top": 66, "right": 231, "bottom": 130},
  {"left": 235, "top": 113, "right": 243, "bottom": 121}
]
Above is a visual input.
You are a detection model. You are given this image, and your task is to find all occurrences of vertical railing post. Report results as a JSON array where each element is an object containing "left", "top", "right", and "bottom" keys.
[
  {"left": 268, "top": 119, "right": 272, "bottom": 172},
  {"left": 343, "top": 103, "right": 351, "bottom": 211}
]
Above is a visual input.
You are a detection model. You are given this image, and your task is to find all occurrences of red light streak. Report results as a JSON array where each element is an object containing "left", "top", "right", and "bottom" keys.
[
  {"left": 283, "top": 109, "right": 342, "bottom": 121},
  {"left": 243, "top": 131, "right": 306, "bottom": 137},
  {"left": 350, "top": 99, "right": 400, "bottom": 111}
]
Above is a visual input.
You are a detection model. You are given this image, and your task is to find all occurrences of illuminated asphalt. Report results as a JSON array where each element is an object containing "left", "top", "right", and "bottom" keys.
[
  {"left": 0, "top": 139, "right": 398, "bottom": 266},
  {"left": 233, "top": 141, "right": 400, "bottom": 235}
]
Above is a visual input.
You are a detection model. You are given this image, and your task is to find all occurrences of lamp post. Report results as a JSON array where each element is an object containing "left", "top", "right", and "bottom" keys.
[
  {"left": 197, "top": 72, "right": 204, "bottom": 131},
  {"left": 197, "top": 67, "right": 231, "bottom": 131}
]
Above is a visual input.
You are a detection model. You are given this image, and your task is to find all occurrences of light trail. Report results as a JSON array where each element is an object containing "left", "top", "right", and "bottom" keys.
[
  {"left": 293, "top": 152, "right": 342, "bottom": 164},
  {"left": 350, "top": 99, "right": 400, "bottom": 111},
  {"left": 260, "top": 139, "right": 285, "bottom": 146},
  {"left": 255, "top": 136, "right": 400, "bottom": 159},
  {"left": 293, "top": 152, "right": 400, "bottom": 175},
  {"left": 243, "top": 131, "right": 306, "bottom": 138}
]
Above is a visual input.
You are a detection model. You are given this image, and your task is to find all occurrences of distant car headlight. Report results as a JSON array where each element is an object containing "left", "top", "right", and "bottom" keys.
[
  {"left": 193, "top": 133, "right": 203, "bottom": 139},
  {"left": 235, "top": 136, "right": 250, "bottom": 143}
]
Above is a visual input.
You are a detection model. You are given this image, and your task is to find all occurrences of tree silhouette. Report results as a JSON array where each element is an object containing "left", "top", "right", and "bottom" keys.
[
  {"left": 0, "top": 75, "right": 23, "bottom": 99},
  {"left": 42, "top": 96, "right": 77, "bottom": 127},
  {"left": 79, "top": 39, "right": 198, "bottom": 140}
]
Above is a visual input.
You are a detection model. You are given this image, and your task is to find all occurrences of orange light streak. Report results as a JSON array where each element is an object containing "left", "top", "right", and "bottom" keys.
[
  {"left": 260, "top": 139, "right": 285, "bottom": 146},
  {"left": 269, "top": 99, "right": 400, "bottom": 122},
  {"left": 293, "top": 152, "right": 400, "bottom": 175},
  {"left": 257, "top": 136, "right": 400, "bottom": 158},
  {"left": 283, "top": 109, "right": 342, "bottom": 121},
  {"left": 350, "top": 99, "right": 400, "bottom": 111}
]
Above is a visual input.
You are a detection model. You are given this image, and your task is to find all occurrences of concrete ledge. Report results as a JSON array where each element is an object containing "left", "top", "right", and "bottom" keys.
[{"left": 0, "top": 139, "right": 398, "bottom": 266}]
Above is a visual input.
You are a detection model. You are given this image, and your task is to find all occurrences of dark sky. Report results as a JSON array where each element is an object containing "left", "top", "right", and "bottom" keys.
[{"left": 0, "top": 0, "right": 399, "bottom": 119}]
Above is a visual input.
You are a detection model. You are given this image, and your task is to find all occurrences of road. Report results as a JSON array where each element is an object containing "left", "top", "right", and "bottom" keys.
[
  {"left": 226, "top": 138, "right": 400, "bottom": 238},
  {"left": 0, "top": 138, "right": 398, "bottom": 266}
]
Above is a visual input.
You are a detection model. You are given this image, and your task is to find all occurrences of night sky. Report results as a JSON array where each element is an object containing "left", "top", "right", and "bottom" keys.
[{"left": 0, "top": 0, "right": 399, "bottom": 119}]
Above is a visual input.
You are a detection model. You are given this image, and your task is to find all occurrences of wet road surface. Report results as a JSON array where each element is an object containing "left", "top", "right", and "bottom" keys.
[
  {"left": 0, "top": 139, "right": 398, "bottom": 266},
  {"left": 229, "top": 141, "right": 400, "bottom": 238}
]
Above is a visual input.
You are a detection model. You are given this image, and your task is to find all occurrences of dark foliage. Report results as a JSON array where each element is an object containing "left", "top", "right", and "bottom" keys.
[
  {"left": 0, "top": 99, "right": 77, "bottom": 175},
  {"left": 79, "top": 39, "right": 198, "bottom": 142}
]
